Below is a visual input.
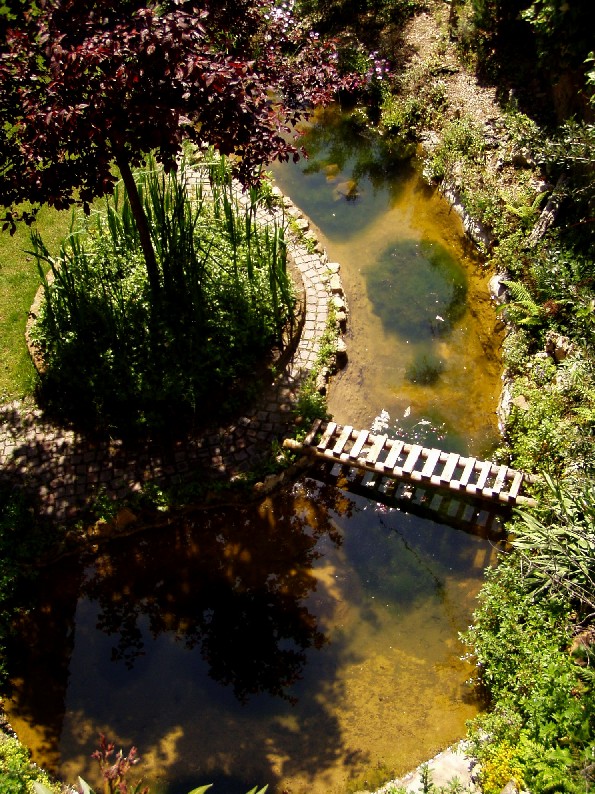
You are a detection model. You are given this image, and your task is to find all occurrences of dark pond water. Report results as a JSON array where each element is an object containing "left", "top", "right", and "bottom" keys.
[{"left": 5, "top": 106, "right": 504, "bottom": 794}]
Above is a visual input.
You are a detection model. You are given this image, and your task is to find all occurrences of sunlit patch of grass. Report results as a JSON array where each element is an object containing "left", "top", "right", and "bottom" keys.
[{"left": 0, "top": 205, "right": 74, "bottom": 402}]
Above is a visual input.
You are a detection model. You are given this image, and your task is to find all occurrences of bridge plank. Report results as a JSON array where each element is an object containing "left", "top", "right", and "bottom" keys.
[
  {"left": 475, "top": 461, "right": 494, "bottom": 490},
  {"left": 349, "top": 429, "right": 369, "bottom": 460},
  {"left": 366, "top": 434, "right": 388, "bottom": 465},
  {"left": 303, "top": 418, "right": 323, "bottom": 446},
  {"left": 508, "top": 470, "right": 524, "bottom": 499},
  {"left": 452, "top": 457, "right": 476, "bottom": 488},
  {"left": 383, "top": 439, "right": 405, "bottom": 471},
  {"left": 492, "top": 465, "right": 509, "bottom": 494},
  {"left": 317, "top": 421, "right": 337, "bottom": 452},
  {"left": 402, "top": 445, "right": 423, "bottom": 474},
  {"left": 421, "top": 448, "right": 442, "bottom": 479},
  {"left": 332, "top": 425, "right": 354, "bottom": 456},
  {"left": 439, "top": 453, "right": 460, "bottom": 484}
]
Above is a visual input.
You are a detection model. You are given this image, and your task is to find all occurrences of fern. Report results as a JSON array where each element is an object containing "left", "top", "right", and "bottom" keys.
[
  {"left": 499, "top": 279, "right": 545, "bottom": 326},
  {"left": 571, "top": 404, "right": 595, "bottom": 426},
  {"left": 575, "top": 665, "right": 595, "bottom": 687},
  {"left": 505, "top": 191, "right": 547, "bottom": 229},
  {"left": 518, "top": 739, "right": 582, "bottom": 794}
]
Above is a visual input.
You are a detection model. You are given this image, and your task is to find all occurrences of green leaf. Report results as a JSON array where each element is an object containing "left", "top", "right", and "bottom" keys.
[
  {"left": 78, "top": 777, "right": 95, "bottom": 794},
  {"left": 33, "top": 784, "right": 57, "bottom": 794}
]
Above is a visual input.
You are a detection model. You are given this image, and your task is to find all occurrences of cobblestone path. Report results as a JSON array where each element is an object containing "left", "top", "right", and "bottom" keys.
[{"left": 0, "top": 183, "right": 347, "bottom": 521}]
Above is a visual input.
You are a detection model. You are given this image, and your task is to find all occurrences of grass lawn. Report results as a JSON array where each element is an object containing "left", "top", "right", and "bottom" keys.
[{"left": 0, "top": 206, "right": 73, "bottom": 403}]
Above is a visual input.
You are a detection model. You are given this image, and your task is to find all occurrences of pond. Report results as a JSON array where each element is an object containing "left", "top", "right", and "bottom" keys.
[
  {"left": 271, "top": 105, "right": 503, "bottom": 455},
  {"left": 4, "top": 106, "right": 504, "bottom": 794}
]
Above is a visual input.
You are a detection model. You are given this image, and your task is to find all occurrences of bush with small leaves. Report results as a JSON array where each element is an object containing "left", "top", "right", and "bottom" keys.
[{"left": 0, "top": 734, "right": 60, "bottom": 794}]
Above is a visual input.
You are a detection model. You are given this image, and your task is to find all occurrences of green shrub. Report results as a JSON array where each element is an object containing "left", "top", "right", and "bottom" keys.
[
  {"left": 529, "top": 244, "right": 595, "bottom": 343},
  {"left": 476, "top": 741, "right": 524, "bottom": 794},
  {"left": 512, "top": 473, "right": 595, "bottom": 615},
  {"left": 0, "top": 734, "right": 59, "bottom": 794},
  {"left": 488, "top": 230, "right": 532, "bottom": 279},
  {"left": 381, "top": 93, "right": 426, "bottom": 138},
  {"left": 505, "top": 377, "right": 570, "bottom": 474},
  {"left": 379, "top": 54, "right": 449, "bottom": 145},
  {"left": 426, "top": 117, "right": 485, "bottom": 182},
  {"left": 503, "top": 107, "right": 543, "bottom": 151},
  {"left": 501, "top": 327, "right": 532, "bottom": 375},
  {"left": 296, "top": 0, "right": 422, "bottom": 35},
  {"left": 463, "top": 556, "right": 595, "bottom": 793}
]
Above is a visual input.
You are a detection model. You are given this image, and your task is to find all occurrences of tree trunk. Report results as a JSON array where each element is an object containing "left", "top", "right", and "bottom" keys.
[{"left": 111, "top": 144, "right": 161, "bottom": 295}]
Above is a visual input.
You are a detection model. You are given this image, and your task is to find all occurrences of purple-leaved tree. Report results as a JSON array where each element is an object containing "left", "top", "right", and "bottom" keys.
[{"left": 0, "top": 0, "right": 350, "bottom": 293}]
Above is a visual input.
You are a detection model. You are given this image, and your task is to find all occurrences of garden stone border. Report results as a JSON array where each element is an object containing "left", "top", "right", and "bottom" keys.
[{"left": 1, "top": 179, "right": 348, "bottom": 522}]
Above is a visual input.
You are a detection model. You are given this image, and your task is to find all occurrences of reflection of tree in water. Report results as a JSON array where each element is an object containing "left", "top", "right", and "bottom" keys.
[
  {"left": 82, "top": 480, "right": 353, "bottom": 703},
  {"left": 299, "top": 105, "right": 412, "bottom": 198}
]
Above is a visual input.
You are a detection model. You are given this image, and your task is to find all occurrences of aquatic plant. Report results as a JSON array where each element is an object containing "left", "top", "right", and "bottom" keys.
[
  {"left": 366, "top": 239, "right": 467, "bottom": 341},
  {"left": 405, "top": 352, "right": 445, "bottom": 385},
  {"left": 32, "top": 735, "right": 268, "bottom": 794}
]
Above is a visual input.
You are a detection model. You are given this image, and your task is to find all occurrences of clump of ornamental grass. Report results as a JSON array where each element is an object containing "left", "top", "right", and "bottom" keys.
[{"left": 30, "top": 153, "right": 294, "bottom": 436}]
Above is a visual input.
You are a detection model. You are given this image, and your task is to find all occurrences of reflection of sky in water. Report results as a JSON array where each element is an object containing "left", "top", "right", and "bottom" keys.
[{"left": 370, "top": 406, "right": 456, "bottom": 451}]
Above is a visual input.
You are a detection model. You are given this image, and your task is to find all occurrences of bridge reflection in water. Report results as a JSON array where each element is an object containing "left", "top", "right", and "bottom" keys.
[{"left": 311, "top": 458, "right": 508, "bottom": 539}]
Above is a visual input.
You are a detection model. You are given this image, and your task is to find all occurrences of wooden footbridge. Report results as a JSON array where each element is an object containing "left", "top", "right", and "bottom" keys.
[{"left": 284, "top": 419, "right": 537, "bottom": 510}]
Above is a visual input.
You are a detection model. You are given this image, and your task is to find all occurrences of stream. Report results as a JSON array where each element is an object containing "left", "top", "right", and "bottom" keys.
[{"left": 4, "top": 106, "right": 504, "bottom": 794}]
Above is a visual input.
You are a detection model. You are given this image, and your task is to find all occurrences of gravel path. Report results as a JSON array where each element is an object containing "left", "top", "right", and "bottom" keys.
[{"left": 400, "top": 1, "right": 504, "bottom": 127}]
